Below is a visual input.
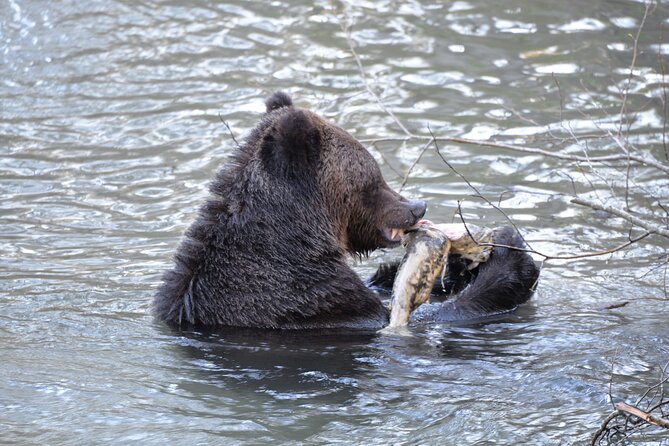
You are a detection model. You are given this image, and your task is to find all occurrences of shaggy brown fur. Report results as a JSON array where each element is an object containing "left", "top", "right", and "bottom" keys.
[{"left": 154, "top": 92, "right": 426, "bottom": 329}]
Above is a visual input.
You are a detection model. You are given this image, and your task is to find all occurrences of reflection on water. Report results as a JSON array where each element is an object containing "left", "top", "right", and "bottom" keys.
[{"left": 1, "top": 0, "right": 668, "bottom": 444}]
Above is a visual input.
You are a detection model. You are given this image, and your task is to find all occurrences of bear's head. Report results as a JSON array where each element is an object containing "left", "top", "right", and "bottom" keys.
[{"left": 258, "top": 92, "right": 426, "bottom": 255}]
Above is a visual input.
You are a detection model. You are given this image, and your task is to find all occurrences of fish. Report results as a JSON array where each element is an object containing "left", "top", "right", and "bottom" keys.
[
  {"left": 385, "top": 221, "right": 494, "bottom": 328},
  {"left": 430, "top": 223, "right": 494, "bottom": 269}
]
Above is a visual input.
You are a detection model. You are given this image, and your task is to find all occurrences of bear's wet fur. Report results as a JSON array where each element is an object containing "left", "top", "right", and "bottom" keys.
[
  {"left": 154, "top": 92, "right": 427, "bottom": 329},
  {"left": 154, "top": 92, "right": 539, "bottom": 329}
]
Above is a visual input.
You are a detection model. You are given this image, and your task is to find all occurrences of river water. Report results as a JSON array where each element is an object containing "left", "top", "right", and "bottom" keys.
[{"left": 2, "top": 0, "right": 668, "bottom": 444}]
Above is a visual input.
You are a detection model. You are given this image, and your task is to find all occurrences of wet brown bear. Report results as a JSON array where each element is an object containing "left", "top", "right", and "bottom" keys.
[{"left": 154, "top": 92, "right": 426, "bottom": 329}]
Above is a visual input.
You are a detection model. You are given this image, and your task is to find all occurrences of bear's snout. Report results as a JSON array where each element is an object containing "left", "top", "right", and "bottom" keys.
[
  {"left": 407, "top": 199, "right": 427, "bottom": 220},
  {"left": 375, "top": 198, "right": 429, "bottom": 246}
]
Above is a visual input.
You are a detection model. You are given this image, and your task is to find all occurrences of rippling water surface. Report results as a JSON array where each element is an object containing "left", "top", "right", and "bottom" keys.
[{"left": 2, "top": 0, "right": 669, "bottom": 444}]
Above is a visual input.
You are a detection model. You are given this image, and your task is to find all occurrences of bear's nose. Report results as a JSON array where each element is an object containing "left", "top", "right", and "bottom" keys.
[{"left": 408, "top": 199, "right": 427, "bottom": 219}]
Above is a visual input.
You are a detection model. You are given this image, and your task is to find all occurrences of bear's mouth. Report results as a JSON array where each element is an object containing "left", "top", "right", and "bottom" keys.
[
  {"left": 381, "top": 221, "right": 427, "bottom": 245},
  {"left": 382, "top": 222, "right": 421, "bottom": 246},
  {"left": 383, "top": 227, "right": 406, "bottom": 243}
]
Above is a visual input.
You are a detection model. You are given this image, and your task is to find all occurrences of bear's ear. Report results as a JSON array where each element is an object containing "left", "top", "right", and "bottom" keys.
[
  {"left": 265, "top": 91, "right": 293, "bottom": 112},
  {"left": 260, "top": 109, "right": 321, "bottom": 179}
]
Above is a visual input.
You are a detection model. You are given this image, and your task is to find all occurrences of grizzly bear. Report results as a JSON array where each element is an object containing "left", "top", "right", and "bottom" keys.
[
  {"left": 154, "top": 92, "right": 538, "bottom": 329},
  {"left": 154, "top": 92, "right": 427, "bottom": 329}
]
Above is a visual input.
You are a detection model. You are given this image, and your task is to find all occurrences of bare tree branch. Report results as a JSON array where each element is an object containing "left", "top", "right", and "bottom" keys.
[
  {"left": 572, "top": 197, "right": 669, "bottom": 239},
  {"left": 614, "top": 402, "right": 669, "bottom": 429},
  {"left": 360, "top": 135, "right": 669, "bottom": 175},
  {"left": 455, "top": 202, "right": 651, "bottom": 260},
  {"left": 593, "top": 358, "right": 669, "bottom": 444},
  {"left": 435, "top": 136, "right": 655, "bottom": 260}
]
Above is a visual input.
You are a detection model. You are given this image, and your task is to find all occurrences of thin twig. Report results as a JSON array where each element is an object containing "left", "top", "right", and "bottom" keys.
[
  {"left": 428, "top": 126, "right": 534, "bottom": 251},
  {"left": 453, "top": 198, "right": 652, "bottom": 260},
  {"left": 334, "top": 7, "right": 411, "bottom": 137},
  {"left": 552, "top": 79, "right": 621, "bottom": 202},
  {"left": 636, "top": 360, "right": 669, "bottom": 407},
  {"left": 218, "top": 114, "right": 241, "bottom": 149},
  {"left": 399, "top": 139, "right": 433, "bottom": 192},
  {"left": 594, "top": 357, "right": 669, "bottom": 444},
  {"left": 610, "top": 349, "right": 620, "bottom": 410},
  {"left": 429, "top": 129, "right": 657, "bottom": 259},
  {"left": 359, "top": 135, "right": 669, "bottom": 174},
  {"left": 660, "top": 22, "right": 669, "bottom": 160},
  {"left": 367, "top": 141, "right": 403, "bottom": 179},
  {"left": 662, "top": 256, "right": 669, "bottom": 299},
  {"left": 592, "top": 411, "right": 623, "bottom": 445},
  {"left": 572, "top": 197, "right": 669, "bottom": 239},
  {"left": 618, "top": 2, "right": 654, "bottom": 138}
]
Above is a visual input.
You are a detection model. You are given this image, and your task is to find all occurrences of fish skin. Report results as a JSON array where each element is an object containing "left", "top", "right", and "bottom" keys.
[{"left": 387, "top": 227, "right": 450, "bottom": 327}]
